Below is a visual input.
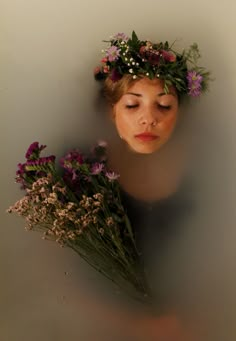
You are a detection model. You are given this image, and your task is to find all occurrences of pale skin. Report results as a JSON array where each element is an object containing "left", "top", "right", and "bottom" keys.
[
  {"left": 112, "top": 77, "right": 179, "bottom": 155},
  {"left": 107, "top": 77, "right": 188, "bottom": 201}
]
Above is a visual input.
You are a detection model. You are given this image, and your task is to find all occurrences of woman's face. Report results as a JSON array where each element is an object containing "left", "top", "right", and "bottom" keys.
[{"left": 112, "top": 77, "right": 179, "bottom": 154}]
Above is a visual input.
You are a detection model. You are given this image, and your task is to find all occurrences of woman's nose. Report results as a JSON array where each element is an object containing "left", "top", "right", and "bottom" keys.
[{"left": 138, "top": 108, "right": 159, "bottom": 126}]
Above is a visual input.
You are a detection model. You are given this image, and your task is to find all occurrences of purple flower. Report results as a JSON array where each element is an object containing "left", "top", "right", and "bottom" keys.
[
  {"left": 25, "top": 142, "right": 46, "bottom": 160},
  {"left": 105, "top": 171, "right": 120, "bottom": 181},
  {"left": 187, "top": 71, "right": 203, "bottom": 97},
  {"left": 113, "top": 33, "right": 129, "bottom": 42},
  {"left": 16, "top": 163, "right": 26, "bottom": 177},
  {"left": 105, "top": 46, "right": 121, "bottom": 62},
  {"left": 110, "top": 68, "right": 122, "bottom": 82},
  {"left": 24, "top": 156, "right": 55, "bottom": 170},
  {"left": 60, "top": 150, "right": 84, "bottom": 170},
  {"left": 91, "top": 163, "right": 104, "bottom": 175}
]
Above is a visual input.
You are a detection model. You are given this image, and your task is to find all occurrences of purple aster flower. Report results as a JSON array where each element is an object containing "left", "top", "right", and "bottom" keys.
[
  {"left": 91, "top": 162, "right": 104, "bottom": 175},
  {"left": 25, "top": 142, "right": 46, "bottom": 160},
  {"left": 187, "top": 71, "right": 203, "bottom": 97},
  {"left": 113, "top": 33, "right": 129, "bottom": 42},
  {"left": 105, "top": 171, "right": 120, "bottom": 181},
  {"left": 105, "top": 46, "right": 121, "bottom": 62}
]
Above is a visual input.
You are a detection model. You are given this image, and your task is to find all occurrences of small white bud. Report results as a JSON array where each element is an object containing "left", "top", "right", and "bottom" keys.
[
  {"left": 129, "top": 69, "right": 133, "bottom": 73},
  {"left": 132, "top": 62, "right": 135, "bottom": 65},
  {"left": 133, "top": 75, "right": 137, "bottom": 79}
]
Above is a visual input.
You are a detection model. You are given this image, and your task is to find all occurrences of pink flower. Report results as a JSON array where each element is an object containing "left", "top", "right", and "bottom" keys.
[
  {"left": 97, "top": 140, "right": 107, "bottom": 148},
  {"left": 105, "top": 46, "right": 121, "bottom": 62},
  {"left": 103, "top": 66, "right": 110, "bottom": 73},
  {"left": 100, "top": 57, "right": 108, "bottom": 63},
  {"left": 113, "top": 33, "right": 129, "bottom": 42},
  {"left": 161, "top": 50, "right": 176, "bottom": 62},
  {"left": 91, "top": 163, "right": 104, "bottom": 175},
  {"left": 94, "top": 66, "right": 101, "bottom": 75},
  {"left": 105, "top": 171, "right": 120, "bottom": 181}
]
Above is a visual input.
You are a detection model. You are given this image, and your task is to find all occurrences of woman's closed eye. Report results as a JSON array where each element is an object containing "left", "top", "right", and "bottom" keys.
[
  {"left": 158, "top": 104, "right": 172, "bottom": 110},
  {"left": 125, "top": 104, "right": 139, "bottom": 109}
]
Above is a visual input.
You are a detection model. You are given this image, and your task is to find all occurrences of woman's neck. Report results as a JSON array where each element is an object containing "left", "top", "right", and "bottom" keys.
[{"left": 107, "top": 136, "right": 187, "bottom": 202}]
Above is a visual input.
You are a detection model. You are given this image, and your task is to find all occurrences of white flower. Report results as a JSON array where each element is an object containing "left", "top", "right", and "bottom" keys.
[{"left": 129, "top": 68, "right": 133, "bottom": 73}]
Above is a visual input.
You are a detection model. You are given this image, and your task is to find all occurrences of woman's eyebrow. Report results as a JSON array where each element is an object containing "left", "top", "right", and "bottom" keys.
[
  {"left": 125, "top": 92, "right": 142, "bottom": 97},
  {"left": 158, "top": 92, "right": 177, "bottom": 97}
]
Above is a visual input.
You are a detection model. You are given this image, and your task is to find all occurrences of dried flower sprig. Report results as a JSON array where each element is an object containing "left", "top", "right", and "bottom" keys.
[{"left": 8, "top": 141, "right": 151, "bottom": 303}]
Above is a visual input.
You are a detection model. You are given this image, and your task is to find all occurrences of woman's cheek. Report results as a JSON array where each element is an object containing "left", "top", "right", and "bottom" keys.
[{"left": 162, "top": 115, "right": 177, "bottom": 135}]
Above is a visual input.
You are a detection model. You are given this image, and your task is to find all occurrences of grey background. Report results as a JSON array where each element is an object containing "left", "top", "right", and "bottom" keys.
[{"left": 1, "top": 0, "right": 236, "bottom": 340}]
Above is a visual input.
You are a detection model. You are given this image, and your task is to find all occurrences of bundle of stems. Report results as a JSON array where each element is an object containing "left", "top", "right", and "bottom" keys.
[{"left": 7, "top": 141, "right": 151, "bottom": 304}]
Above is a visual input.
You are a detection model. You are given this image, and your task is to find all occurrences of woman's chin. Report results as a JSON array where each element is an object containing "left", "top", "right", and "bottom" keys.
[{"left": 125, "top": 140, "right": 165, "bottom": 155}]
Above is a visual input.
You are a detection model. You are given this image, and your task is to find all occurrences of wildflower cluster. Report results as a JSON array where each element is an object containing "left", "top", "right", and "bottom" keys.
[
  {"left": 94, "top": 31, "right": 211, "bottom": 97},
  {"left": 8, "top": 141, "right": 150, "bottom": 302}
]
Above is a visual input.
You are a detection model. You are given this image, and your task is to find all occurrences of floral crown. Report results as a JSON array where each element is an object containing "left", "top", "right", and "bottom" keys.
[{"left": 94, "top": 31, "right": 211, "bottom": 97}]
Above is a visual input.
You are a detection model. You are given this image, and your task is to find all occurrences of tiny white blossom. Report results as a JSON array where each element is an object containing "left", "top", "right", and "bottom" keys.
[
  {"left": 133, "top": 75, "right": 137, "bottom": 79},
  {"left": 129, "top": 69, "right": 133, "bottom": 73},
  {"left": 146, "top": 72, "right": 149, "bottom": 76},
  {"left": 132, "top": 62, "right": 135, "bottom": 65}
]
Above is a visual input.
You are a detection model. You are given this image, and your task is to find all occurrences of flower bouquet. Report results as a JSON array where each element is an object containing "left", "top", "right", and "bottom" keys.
[{"left": 7, "top": 141, "right": 151, "bottom": 303}]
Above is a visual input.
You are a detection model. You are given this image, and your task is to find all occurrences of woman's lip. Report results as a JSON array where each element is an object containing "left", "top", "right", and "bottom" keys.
[{"left": 134, "top": 133, "right": 159, "bottom": 141}]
